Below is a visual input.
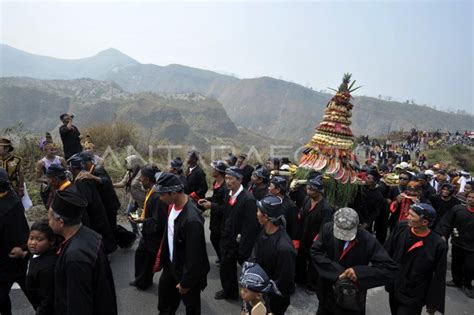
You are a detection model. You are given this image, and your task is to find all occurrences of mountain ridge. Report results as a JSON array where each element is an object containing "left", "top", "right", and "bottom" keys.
[
  {"left": 0, "top": 44, "right": 139, "bottom": 79},
  {"left": 1, "top": 44, "right": 472, "bottom": 140}
]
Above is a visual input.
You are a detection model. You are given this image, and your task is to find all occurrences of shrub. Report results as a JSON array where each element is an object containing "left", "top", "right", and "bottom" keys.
[
  {"left": 447, "top": 145, "right": 474, "bottom": 171},
  {"left": 82, "top": 120, "right": 140, "bottom": 152},
  {"left": 425, "top": 145, "right": 474, "bottom": 172}
]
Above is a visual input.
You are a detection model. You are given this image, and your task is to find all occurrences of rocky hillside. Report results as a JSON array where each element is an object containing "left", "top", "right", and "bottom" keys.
[
  {"left": 2, "top": 45, "right": 472, "bottom": 141},
  {"left": 101, "top": 62, "right": 474, "bottom": 142},
  {"left": 107, "top": 67, "right": 474, "bottom": 142},
  {"left": 0, "top": 77, "right": 282, "bottom": 149},
  {"left": 105, "top": 63, "right": 239, "bottom": 96}
]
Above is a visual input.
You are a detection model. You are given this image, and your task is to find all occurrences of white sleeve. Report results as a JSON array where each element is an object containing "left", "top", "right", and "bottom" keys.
[{"left": 459, "top": 177, "right": 467, "bottom": 193}]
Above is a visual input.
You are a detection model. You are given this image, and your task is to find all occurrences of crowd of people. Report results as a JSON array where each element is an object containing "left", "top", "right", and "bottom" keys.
[
  {"left": 359, "top": 128, "right": 473, "bottom": 155},
  {"left": 1, "top": 113, "right": 473, "bottom": 315},
  {"left": 358, "top": 129, "right": 472, "bottom": 180}
]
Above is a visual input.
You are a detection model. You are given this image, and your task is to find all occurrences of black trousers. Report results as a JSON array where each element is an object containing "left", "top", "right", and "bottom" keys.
[
  {"left": 0, "top": 269, "right": 28, "bottom": 315},
  {"left": 157, "top": 265, "right": 201, "bottom": 315},
  {"left": 134, "top": 244, "right": 157, "bottom": 290},
  {"left": 106, "top": 208, "right": 118, "bottom": 232},
  {"left": 451, "top": 245, "right": 474, "bottom": 289},
  {"left": 317, "top": 306, "right": 365, "bottom": 315},
  {"left": 269, "top": 294, "right": 290, "bottom": 315},
  {"left": 295, "top": 251, "right": 318, "bottom": 289},
  {"left": 209, "top": 232, "right": 221, "bottom": 261},
  {"left": 388, "top": 293, "right": 422, "bottom": 315},
  {"left": 374, "top": 207, "right": 389, "bottom": 245},
  {"left": 295, "top": 251, "right": 309, "bottom": 285},
  {"left": 219, "top": 252, "right": 239, "bottom": 298}
]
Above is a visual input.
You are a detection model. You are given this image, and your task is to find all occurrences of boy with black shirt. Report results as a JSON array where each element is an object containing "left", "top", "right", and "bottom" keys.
[
  {"left": 215, "top": 167, "right": 258, "bottom": 300},
  {"left": 251, "top": 195, "right": 296, "bottom": 315}
]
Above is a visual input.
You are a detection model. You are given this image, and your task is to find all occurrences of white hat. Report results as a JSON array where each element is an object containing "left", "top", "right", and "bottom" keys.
[
  {"left": 424, "top": 170, "right": 435, "bottom": 176},
  {"left": 279, "top": 164, "right": 290, "bottom": 171},
  {"left": 395, "top": 162, "right": 409, "bottom": 170}
]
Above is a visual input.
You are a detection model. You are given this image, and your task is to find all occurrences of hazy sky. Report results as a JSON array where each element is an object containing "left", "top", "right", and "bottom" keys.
[{"left": 1, "top": 0, "right": 473, "bottom": 113}]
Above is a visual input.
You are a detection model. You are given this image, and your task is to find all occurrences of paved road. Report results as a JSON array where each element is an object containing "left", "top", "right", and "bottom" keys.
[{"left": 9, "top": 219, "right": 474, "bottom": 314}]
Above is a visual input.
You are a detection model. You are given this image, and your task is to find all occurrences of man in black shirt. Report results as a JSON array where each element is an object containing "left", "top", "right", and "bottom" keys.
[
  {"left": 215, "top": 166, "right": 258, "bottom": 300},
  {"left": 311, "top": 208, "right": 398, "bottom": 315},
  {"left": 154, "top": 173, "right": 210, "bottom": 315},
  {"left": 184, "top": 150, "right": 208, "bottom": 203},
  {"left": 48, "top": 189, "right": 117, "bottom": 314},
  {"left": 251, "top": 195, "right": 296, "bottom": 315},
  {"left": 418, "top": 174, "right": 437, "bottom": 202},
  {"left": 436, "top": 191, "right": 474, "bottom": 299},
  {"left": 267, "top": 176, "right": 299, "bottom": 242},
  {"left": 199, "top": 160, "right": 228, "bottom": 263},
  {"left": 236, "top": 154, "right": 254, "bottom": 188},
  {"left": 58, "top": 113, "right": 82, "bottom": 160},
  {"left": 431, "top": 183, "right": 460, "bottom": 228},
  {"left": 129, "top": 165, "right": 167, "bottom": 290},
  {"left": 385, "top": 203, "right": 447, "bottom": 314},
  {"left": 247, "top": 167, "right": 270, "bottom": 202},
  {"left": 169, "top": 157, "right": 188, "bottom": 191},
  {"left": 350, "top": 169, "right": 385, "bottom": 232},
  {"left": 76, "top": 151, "right": 121, "bottom": 233},
  {"left": 0, "top": 168, "right": 30, "bottom": 315},
  {"left": 295, "top": 176, "right": 332, "bottom": 289},
  {"left": 375, "top": 166, "right": 391, "bottom": 244},
  {"left": 67, "top": 154, "right": 117, "bottom": 254}
]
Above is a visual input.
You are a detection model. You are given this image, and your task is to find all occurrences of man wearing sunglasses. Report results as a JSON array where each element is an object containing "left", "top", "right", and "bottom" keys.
[
  {"left": 388, "top": 171, "right": 412, "bottom": 201},
  {"left": 389, "top": 177, "right": 429, "bottom": 231}
]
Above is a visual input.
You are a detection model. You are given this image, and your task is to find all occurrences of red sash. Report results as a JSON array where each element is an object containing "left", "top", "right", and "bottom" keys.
[
  {"left": 153, "top": 205, "right": 174, "bottom": 273},
  {"left": 339, "top": 240, "right": 357, "bottom": 261}
]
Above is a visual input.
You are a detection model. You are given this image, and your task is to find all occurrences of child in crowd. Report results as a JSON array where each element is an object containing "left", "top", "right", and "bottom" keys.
[
  {"left": 9, "top": 219, "right": 60, "bottom": 315},
  {"left": 239, "top": 262, "right": 280, "bottom": 315}
]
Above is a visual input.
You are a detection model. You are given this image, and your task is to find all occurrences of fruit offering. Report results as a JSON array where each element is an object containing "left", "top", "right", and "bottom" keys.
[{"left": 299, "top": 73, "right": 361, "bottom": 184}]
